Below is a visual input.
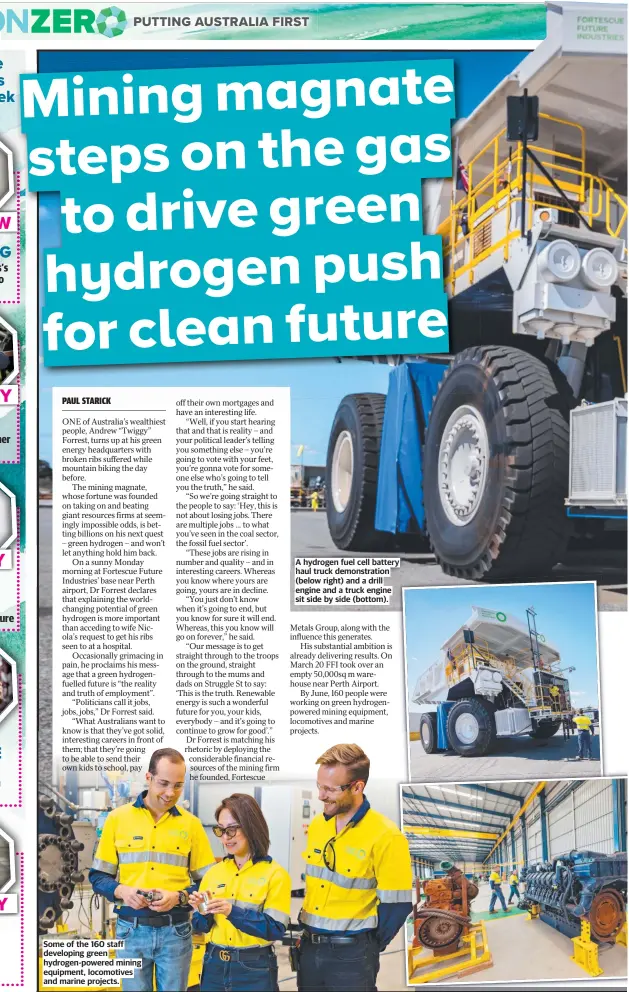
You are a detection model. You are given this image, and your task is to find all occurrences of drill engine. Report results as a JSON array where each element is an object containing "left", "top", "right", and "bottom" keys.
[{"left": 414, "top": 862, "right": 479, "bottom": 952}]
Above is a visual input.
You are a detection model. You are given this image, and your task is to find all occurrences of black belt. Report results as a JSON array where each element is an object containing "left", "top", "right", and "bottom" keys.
[
  {"left": 206, "top": 944, "right": 275, "bottom": 963},
  {"left": 302, "top": 930, "right": 376, "bottom": 946},
  {"left": 117, "top": 913, "right": 189, "bottom": 929}
]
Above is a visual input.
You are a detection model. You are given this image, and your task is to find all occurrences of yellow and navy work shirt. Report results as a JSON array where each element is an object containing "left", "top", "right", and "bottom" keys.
[
  {"left": 574, "top": 715, "right": 593, "bottom": 731},
  {"left": 88, "top": 792, "right": 214, "bottom": 920},
  {"left": 489, "top": 871, "right": 503, "bottom": 888},
  {"left": 299, "top": 797, "right": 412, "bottom": 948},
  {"left": 192, "top": 855, "right": 290, "bottom": 947}
]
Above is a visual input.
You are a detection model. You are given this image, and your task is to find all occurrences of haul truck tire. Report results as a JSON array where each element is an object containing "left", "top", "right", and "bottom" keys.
[
  {"left": 326, "top": 393, "right": 391, "bottom": 551},
  {"left": 446, "top": 698, "right": 496, "bottom": 757},
  {"left": 423, "top": 346, "right": 572, "bottom": 580},
  {"left": 419, "top": 713, "right": 439, "bottom": 753},
  {"left": 529, "top": 720, "right": 561, "bottom": 740}
]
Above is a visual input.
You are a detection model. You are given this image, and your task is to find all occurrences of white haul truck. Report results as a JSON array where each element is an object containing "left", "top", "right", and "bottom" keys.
[
  {"left": 411, "top": 607, "right": 572, "bottom": 756},
  {"left": 326, "top": 2, "right": 627, "bottom": 580}
]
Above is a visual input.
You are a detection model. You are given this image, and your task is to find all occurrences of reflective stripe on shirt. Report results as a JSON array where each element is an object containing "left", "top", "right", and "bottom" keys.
[
  {"left": 300, "top": 911, "right": 378, "bottom": 931},
  {"left": 377, "top": 888, "right": 412, "bottom": 903},
  {"left": 191, "top": 863, "right": 213, "bottom": 881},
  {"left": 232, "top": 898, "right": 265, "bottom": 912},
  {"left": 265, "top": 907, "right": 290, "bottom": 926},
  {"left": 92, "top": 858, "right": 118, "bottom": 876},
  {"left": 305, "top": 864, "right": 377, "bottom": 890},
  {"left": 118, "top": 851, "right": 189, "bottom": 868}
]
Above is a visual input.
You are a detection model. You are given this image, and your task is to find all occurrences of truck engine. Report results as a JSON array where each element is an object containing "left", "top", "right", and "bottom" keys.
[{"left": 519, "top": 850, "right": 627, "bottom": 943}]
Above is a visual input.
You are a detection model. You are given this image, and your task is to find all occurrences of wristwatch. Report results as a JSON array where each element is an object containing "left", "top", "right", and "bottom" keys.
[{"left": 178, "top": 890, "right": 189, "bottom": 907}]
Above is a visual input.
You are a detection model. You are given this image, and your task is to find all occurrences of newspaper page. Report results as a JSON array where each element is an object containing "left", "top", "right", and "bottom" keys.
[{"left": 2, "top": 2, "right": 628, "bottom": 990}]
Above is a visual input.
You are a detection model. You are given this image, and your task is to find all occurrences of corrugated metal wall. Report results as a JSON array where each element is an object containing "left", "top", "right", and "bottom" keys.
[
  {"left": 574, "top": 780, "right": 615, "bottom": 852},
  {"left": 548, "top": 781, "right": 615, "bottom": 857},
  {"left": 527, "top": 797, "right": 542, "bottom": 864},
  {"left": 514, "top": 821, "right": 524, "bottom": 865},
  {"left": 549, "top": 789, "right": 576, "bottom": 856},
  {"left": 545, "top": 781, "right": 567, "bottom": 804}
]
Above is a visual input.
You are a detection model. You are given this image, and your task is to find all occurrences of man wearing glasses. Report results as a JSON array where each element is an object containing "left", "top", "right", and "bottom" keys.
[
  {"left": 298, "top": 743, "right": 412, "bottom": 990},
  {"left": 88, "top": 748, "right": 214, "bottom": 991}
]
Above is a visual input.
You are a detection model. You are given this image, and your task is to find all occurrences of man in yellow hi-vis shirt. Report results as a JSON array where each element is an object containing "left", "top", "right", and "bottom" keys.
[
  {"left": 298, "top": 743, "right": 412, "bottom": 990},
  {"left": 88, "top": 748, "right": 214, "bottom": 991},
  {"left": 488, "top": 870, "right": 510, "bottom": 913},
  {"left": 507, "top": 870, "right": 520, "bottom": 905},
  {"left": 574, "top": 709, "right": 593, "bottom": 760}
]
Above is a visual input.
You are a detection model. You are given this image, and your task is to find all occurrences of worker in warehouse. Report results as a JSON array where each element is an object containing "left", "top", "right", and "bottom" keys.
[
  {"left": 88, "top": 748, "right": 214, "bottom": 991},
  {"left": 190, "top": 793, "right": 291, "bottom": 991},
  {"left": 574, "top": 709, "right": 594, "bottom": 760},
  {"left": 488, "top": 869, "right": 510, "bottom": 914},
  {"left": 507, "top": 869, "right": 520, "bottom": 905},
  {"left": 297, "top": 743, "right": 413, "bottom": 991}
]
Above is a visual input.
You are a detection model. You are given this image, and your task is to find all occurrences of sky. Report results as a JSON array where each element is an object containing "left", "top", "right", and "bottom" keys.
[
  {"left": 37, "top": 48, "right": 524, "bottom": 464},
  {"left": 404, "top": 581, "right": 601, "bottom": 713}
]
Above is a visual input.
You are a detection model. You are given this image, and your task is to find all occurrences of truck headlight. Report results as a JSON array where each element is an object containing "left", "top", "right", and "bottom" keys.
[
  {"left": 537, "top": 240, "right": 582, "bottom": 283},
  {"left": 580, "top": 247, "right": 618, "bottom": 290}
]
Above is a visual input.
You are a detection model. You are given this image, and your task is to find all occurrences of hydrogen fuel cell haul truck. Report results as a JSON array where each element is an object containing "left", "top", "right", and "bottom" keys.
[
  {"left": 411, "top": 606, "right": 572, "bottom": 757},
  {"left": 325, "top": 4, "right": 628, "bottom": 581}
]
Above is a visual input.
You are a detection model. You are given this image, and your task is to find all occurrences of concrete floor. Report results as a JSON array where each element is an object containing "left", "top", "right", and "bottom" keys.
[
  {"left": 409, "top": 728, "right": 601, "bottom": 783},
  {"left": 408, "top": 882, "right": 627, "bottom": 985}
]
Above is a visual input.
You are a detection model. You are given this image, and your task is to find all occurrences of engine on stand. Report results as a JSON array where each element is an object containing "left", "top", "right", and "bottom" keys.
[
  {"left": 38, "top": 795, "right": 85, "bottom": 933},
  {"left": 520, "top": 850, "right": 627, "bottom": 943},
  {"left": 414, "top": 861, "right": 479, "bottom": 954}
]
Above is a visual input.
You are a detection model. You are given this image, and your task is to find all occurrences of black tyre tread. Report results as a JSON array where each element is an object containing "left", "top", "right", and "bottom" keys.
[
  {"left": 327, "top": 393, "right": 387, "bottom": 550},
  {"left": 529, "top": 720, "right": 561, "bottom": 740},
  {"left": 428, "top": 346, "right": 572, "bottom": 580},
  {"left": 420, "top": 712, "right": 439, "bottom": 754},
  {"left": 446, "top": 697, "right": 496, "bottom": 757}
]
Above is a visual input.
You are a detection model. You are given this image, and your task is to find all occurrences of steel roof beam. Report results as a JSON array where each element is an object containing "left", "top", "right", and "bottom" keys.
[
  {"left": 463, "top": 784, "right": 525, "bottom": 804},
  {"left": 404, "top": 810, "right": 510, "bottom": 831},
  {"left": 402, "top": 791, "right": 512, "bottom": 819}
]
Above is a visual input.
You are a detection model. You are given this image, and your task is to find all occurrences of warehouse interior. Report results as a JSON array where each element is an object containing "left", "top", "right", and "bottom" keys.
[
  {"left": 404, "top": 779, "right": 627, "bottom": 984},
  {"left": 38, "top": 776, "right": 409, "bottom": 990}
]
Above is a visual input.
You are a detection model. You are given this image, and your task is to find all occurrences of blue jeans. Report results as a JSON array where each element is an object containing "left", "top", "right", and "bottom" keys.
[
  {"left": 489, "top": 886, "right": 507, "bottom": 912},
  {"left": 578, "top": 730, "right": 592, "bottom": 759},
  {"left": 115, "top": 917, "right": 193, "bottom": 991},
  {"left": 201, "top": 945, "right": 278, "bottom": 992}
]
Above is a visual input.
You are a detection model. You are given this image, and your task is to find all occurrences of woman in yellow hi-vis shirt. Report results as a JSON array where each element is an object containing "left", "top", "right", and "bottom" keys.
[{"left": 190, "top": 794, "right": 291, "bottom": 992}]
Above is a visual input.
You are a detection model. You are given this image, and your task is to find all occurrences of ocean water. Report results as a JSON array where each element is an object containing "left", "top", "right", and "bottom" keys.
[{"left": 180, "top": 3, "right": 546, "bottom": 42}]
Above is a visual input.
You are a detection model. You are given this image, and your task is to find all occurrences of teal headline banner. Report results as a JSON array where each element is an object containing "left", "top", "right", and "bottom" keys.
[{"left": 22, "top": 60, "right": 455, "bottom": 366}]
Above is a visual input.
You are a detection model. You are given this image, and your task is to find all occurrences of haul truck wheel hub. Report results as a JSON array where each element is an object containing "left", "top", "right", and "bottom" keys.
[
  {"left": 439, "top": 406, "right": 489, "bottom": 526},
  {"left": 331, "top": 430, "right": 354, "bottom": 513},
  {"left": 454, "top": 712, "right": 480, "bottom": 744}
]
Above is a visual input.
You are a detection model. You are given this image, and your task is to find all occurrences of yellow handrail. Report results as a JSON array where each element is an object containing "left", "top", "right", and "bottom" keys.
[{"left": 440, "top": 112, "right": 626, "bottom": 290}]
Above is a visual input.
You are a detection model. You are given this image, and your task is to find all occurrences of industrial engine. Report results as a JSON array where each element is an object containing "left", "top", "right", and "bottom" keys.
[
  {"left": 38, "top": 795, "right": 85, "bottom": 933},
  {"left": 413, "top": 861, "right": 479, "bottom": 952},
  {"left": 519, "top": 850, "right": 627, "bottom": 943}
]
